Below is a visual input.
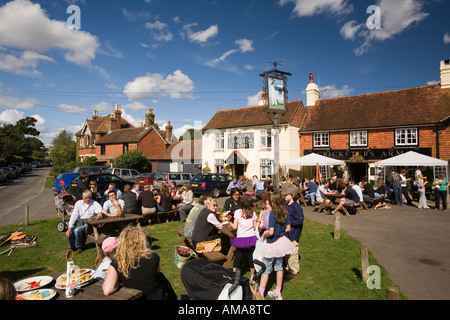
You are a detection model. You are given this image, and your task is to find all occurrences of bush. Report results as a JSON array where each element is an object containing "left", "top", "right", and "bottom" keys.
[{"left": 114, "top": 150, "right": 150, "bottom": 172}]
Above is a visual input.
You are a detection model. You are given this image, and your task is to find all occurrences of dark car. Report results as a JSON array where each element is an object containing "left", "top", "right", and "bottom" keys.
[
  {"left": 135, "top": 172, "right": 156, "bottom": 190},
  {"left": 189, "top": 173, "right": 233, "bottom": 198},
  {"left": 67, "top": 173, "right": 130, "bottom": 197},
  {"left": 52, "top": 172, "right": 80, "bottom": 193}
]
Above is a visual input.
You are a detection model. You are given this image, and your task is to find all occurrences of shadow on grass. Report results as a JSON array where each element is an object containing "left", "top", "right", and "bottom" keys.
[{"left": 0, "top": 268, "right": 47, "bottom": 282}]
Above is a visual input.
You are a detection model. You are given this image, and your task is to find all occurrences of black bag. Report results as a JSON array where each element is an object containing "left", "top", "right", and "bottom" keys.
[{"left": 180, "top": 258, "right": 252, "bottom": 300}]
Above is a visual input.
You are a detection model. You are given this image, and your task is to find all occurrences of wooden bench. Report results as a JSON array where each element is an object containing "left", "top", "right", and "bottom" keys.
[
  {"left": 151, "top": 209, "right": 178, "bottom": 223},
  {"left": 175, "top": 228, "right": 227, "bottom": 265}
]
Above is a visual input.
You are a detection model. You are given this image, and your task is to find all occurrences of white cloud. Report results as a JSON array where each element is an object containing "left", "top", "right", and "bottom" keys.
[
  {"left": 279, "top": 0, "right": 353, "bottom": 17},
  {"left": 0, "top": 109, "right": 49, "bottom": 142},
  {"left": 145, "top": 20, "right": 173, "bottom": 42},
  {"left": 236, "top": 38, "right": 254, "bottom": 53},
  {"left": 123, "top": 70, "right": 195, "bottom": 101},
  {"left": 0, "top": 94, "right": 39, "bottom": 110},
  {"left": 184, "top": 23, "right": 218, "bottom": 44},
  {"left": 122, "top": 101, "right": 148, "bottom": 112},
  {"left": 0, "top": 109, "right": 24, "bottom": 124},
  {"left": 444, "top": 33, "right": 450, "bottom": 44},
  {"left": 247, "top": 91, "right": 263, "bottom": 107},
  {"left": 341, "top": 0, "right": 429, "bottom": 56},
  {"left": 57, "top": 104, "right": 88, "bottom": 114},
  {"left": 0, "top": 0, "right": 99, "bottom": 65},
  {"left": 0, "top": 50, "right": 56, "bottom": 76},
  {"left": 320, "top": 85, "right": 354, "bottom": 98},
  {"left": 91, "top": 101, "right": 113, "bottom": 112}
]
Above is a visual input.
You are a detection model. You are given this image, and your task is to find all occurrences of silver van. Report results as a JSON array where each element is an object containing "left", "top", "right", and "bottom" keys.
[
  {"left": 106, "top": 168, "right": 140, "bottom": 181},
  {"left": 153, "top": 172, "right": 194, "bottom": 190},
  {"left": 73, "top": 166, "right": 108, "bottom": 174}
]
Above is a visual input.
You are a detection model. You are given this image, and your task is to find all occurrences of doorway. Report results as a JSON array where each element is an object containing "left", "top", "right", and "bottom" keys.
[{"left": 347, "top": 162, "right": 368, "bottom": 182}]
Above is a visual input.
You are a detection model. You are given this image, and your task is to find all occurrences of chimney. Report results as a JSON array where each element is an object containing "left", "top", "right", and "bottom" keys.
[
  {"left": 113, "top": 104, "right": 122, "bottom": 130},
  {"left": 92, "top": 109, "right": 99, "bottom": 120},
  {"left": 165, "top": 121, "right": 173, "bottom": 142},
  {"left": 145, "top": 109, "right": 155, "bottom": 127},
  {"left": 259, "top": 92, "right": 267, "bottom": 106},
  {"left": 306, "top": 73, "right": 320, "bottom": 106},
  {"left": 440, "top": 59, "right": 450, "bottom": 89}
]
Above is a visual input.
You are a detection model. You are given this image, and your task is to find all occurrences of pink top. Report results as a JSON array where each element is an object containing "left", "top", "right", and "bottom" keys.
[{"left": 233, "top": 209, "right": 257, "bottom": 238}]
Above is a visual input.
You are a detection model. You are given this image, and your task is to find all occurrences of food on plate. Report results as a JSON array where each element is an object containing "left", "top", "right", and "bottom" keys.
[
  {"left": 16, "top": 289, "right": 55, "bottom": 300},
  {"left": 59, "top": 269, "right": 92, "bottom": 285}
]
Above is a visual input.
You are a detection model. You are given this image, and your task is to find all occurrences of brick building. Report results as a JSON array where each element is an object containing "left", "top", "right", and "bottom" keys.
[
  {"left": 76, "top": 106, "right": 175, "bottom": 172},
  {"left": 297, "top": 59, "right": 450, "bottom": 182}
]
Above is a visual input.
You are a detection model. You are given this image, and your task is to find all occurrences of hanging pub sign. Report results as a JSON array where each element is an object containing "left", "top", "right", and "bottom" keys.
[
  {"left": 260, "top": 62, "right": 291, "bottom": 113},
  {"left": 266, "top": 76, "right": 286, "bottom": 111}
]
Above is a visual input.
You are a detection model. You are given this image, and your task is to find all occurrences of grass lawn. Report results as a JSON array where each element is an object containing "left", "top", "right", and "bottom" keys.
[{"left": 0, "top": 217, "right": 406, "bottom": 300}]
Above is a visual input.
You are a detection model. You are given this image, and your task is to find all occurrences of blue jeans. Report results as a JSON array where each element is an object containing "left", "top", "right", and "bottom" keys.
[
  {"left": 306, "top": 192, "right": 317, "bottom": 205},
  {"left": 156, "top": 203, "right": 168, "bottom": 212},
  {"left": 393, "top": 185, "right": 403, "bottom": 205},
  {"left": 67, "top": 225, "right": 86, "bottom": 249}
]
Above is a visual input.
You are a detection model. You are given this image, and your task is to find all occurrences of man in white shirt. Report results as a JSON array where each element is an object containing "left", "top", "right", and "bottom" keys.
[
  {"left": 351, "top": 180, "right": 364, "bottom": 203},
  {"left": 103, "top": 190, "right": 125, "bottom": 217},
  {"left": 66, "top": 190, "right": 103, "bottom": 253}
]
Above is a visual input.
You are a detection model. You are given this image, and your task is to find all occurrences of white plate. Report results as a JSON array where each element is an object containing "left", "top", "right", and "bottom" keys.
[
  {"left": 56, "top": 269, "right": 95, "bottom": 287},
  {"left": 17, "top": 289, "right": 56, "bottom": 300},
  {"left": 14, "top": 276, "right": 53, "bottom": 293}
]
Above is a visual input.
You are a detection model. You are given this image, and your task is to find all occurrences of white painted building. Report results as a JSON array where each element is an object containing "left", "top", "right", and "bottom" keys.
[{"left": 201, "top": 96, "right": 305, "bottom": 180}]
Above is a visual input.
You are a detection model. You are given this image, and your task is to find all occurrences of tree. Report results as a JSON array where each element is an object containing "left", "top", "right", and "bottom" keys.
[
  {"left": 0, "top": 117, "right": 42, "bottom": 162},
  {"left": 49, "top": 130, "right": 77, "bottom": 175},
  {"left": 114, "top": 150, "right": 151, "bottom": 172},
  {"left": 178, "top": 128, "right": 202, "bottom": 141}
]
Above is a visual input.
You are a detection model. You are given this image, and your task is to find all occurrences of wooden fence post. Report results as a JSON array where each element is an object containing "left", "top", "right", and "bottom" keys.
[
  {"left": 334, "top": 212, "right": 340, "bottom": 240},
  {"left": 360, "top": 246, "right": 369, "bottom": 283},
  {"left": 25, "top": 205, "right": 29, "bottom": 226},
  {"left": 386, "top": 285, "right": 400, "bottom": 300}
]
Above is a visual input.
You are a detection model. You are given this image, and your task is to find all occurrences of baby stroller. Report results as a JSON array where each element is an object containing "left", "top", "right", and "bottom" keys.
[
  {"left": 54, "top": 187, "right": 75, "bottom": 232},
  {"left": 180, "top": 258, "right": 266, "bottom": 300}
]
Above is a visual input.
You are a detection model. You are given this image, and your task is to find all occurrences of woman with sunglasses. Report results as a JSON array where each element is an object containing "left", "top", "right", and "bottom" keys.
[{"left": 191, "top": 198, "right": 223, "bottom": 250}]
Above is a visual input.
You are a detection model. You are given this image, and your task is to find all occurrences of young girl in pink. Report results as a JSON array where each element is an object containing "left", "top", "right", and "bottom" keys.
[{"left": 230, "top": 194, "right": 259, "bottom": 280}]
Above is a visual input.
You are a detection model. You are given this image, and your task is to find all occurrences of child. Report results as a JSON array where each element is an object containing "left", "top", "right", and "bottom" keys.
[
  {"left": 94, "top": 237, "right": 117, "bottom": 280},
  {"left": 0, "top": 278, "right": 17, "bottom": 300},
  {"left": 258, "top": 192, "right": 295, "bottom": 300},
  {"left": 230, "top": 194, "right": 258, "bottom": 280}
]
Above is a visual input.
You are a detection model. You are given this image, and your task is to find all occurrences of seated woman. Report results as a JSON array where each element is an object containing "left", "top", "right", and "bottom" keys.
[
  {"left": 191, "top": 198, "right": 223, "bottom": 250},
  {"left": 102, "top": 225, "right": 176, "bottom": 300},
  {"left": 155, "top": 184, "right": 172, "bottom": 212},
  {"left": 177, "top": 183, "right": 196, "bottom": 222}
]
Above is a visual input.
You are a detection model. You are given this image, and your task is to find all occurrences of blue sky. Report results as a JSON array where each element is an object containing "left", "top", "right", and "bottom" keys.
[{"left": 0, "top": 0, "right": 449, "bottom": 146}]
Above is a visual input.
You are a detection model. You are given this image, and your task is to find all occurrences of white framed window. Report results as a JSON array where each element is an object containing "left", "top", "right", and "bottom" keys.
[
  {"left": 260, "top": 159, "right": 273, "bottom": 180},
  {"left": 313, "top": 132, "right": 329, "bottom": 147},
  {"left": 215, "top": 132, "right": 224, "bottom": 150},
  {"left": 260, "top": 129, "right": 272, "bottom": 149},
  {"left": 350, "top": 131, "right": 367, "bottom": 147},
  {"left": 395, "top": 128, "right": 418, "bottom": 146}
]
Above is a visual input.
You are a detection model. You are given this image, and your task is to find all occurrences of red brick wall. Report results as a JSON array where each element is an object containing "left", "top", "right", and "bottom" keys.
[
  {"left": 138, "top": 130, "right": 167, "bottom": 159},
  {"left": 299, "top": 125, "right": 450, "bottom": 161}
]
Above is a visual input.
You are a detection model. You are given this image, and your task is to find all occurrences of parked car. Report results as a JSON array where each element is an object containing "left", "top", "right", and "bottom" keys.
[
  {"left": 135, "top": 173, "right": 156, "bottom": 190},
  {"left": 52, "top": 172, "right": 80, "bottom": 193},
  {"left": 1, "top": 167, "right": 16, "bottom": 179},
  {"left": 67, "top": 173, "right": 130, "bottom": 197},
  {"left": 153, "top": 172, "right": 194, "bottom": 190},
  {"left": 189, "top": 173, "right": 233, "bottom": 198},
  {"left": 73, "top": 166, "right": 109, "bottom": 174},
  {"left": 0, "top": 168, "right": 7, "bottom": 182},
  {"left": 11, "top": 162, "right": 27, "bottom": 173},
  {"left": 106, "top": 168, "right": 140, "bottom": 182}
]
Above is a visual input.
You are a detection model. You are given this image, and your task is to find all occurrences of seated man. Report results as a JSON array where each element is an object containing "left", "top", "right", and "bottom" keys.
[
  {"left": 66, "top": 190, "right": 103, "bottom": 253},
  {"left": 316, "top": 179, "right": 334, "bottom": 204},
  {"left": 252, "top": 175, "right": 265, "bottom": 195},
  {"left": 361, "top": 177, "right": 375, "bottom": 202},
  {"left": 138, "top": 184, "right": 157, "bottom": 220},
  {"left": 226, "top": 177, "right": 239, "bottom": 195},
  {"left": 103, "top": 190, "right": 125, "bottom": 217},
  {"left": 103, "top": 183, "right": 122, "bottom": 200},
  {"left": 303, "top": 177, "right": 318, "bottom": 205},
  {"left": 121, "top": 184, "right": 140, "bottom": 214},
  {"left": 332, "top": 179, "right": 360, "bottom": 215}
]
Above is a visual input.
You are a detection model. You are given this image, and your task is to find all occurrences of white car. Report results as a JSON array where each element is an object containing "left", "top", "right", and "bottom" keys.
[{"left": 106, "top": 168, "right": 140, "bottom": 182}]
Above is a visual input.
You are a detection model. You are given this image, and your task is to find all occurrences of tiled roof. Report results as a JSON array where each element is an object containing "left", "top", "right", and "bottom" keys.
[
  {"left": 202, "top": 99, "right": 305, "bottom": 131},
  {"left": 300, "top": 84, "right": 450, "bottom": 132},
  {"left": 75, "top": 115, "right": 133, "bottom": 136}
]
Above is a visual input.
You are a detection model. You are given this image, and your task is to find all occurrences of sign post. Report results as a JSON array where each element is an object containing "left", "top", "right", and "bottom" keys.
[{"left": 259, "top": 62, "right": 292, "bottom": 191}]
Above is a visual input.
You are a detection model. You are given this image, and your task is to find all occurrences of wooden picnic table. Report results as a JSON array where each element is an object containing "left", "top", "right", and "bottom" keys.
[
  {"left": 317, "top": 193, "right": 342, "bottom": 213},
  {"left": 297, "top": 188, "right": 309, "bottom": 207},
  {"left": 83, "top": 214, "right": 144, "bottom": 251},
  {"left": 54, "top": 278, "right": 142, "bottom": 300},
  {"left": 219, "top": 223, "right": 236, "bottom": 269}
]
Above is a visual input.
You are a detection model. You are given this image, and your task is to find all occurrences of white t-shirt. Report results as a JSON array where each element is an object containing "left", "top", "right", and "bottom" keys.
[{"left": 233, "top": 209, "right": 257, "bottom": 238}]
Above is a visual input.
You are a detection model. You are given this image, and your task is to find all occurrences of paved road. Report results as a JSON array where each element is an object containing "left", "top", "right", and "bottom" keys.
[{"left": 2, "top": 171, "right": 449, "bottom": 300}]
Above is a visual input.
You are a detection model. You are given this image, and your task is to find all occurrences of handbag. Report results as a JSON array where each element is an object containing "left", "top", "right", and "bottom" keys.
[
  {"left": 195, "top": 238, "right": 221, "bottom": 253},
  {"left": 174, "top": 245, "right": 197, "bottom": 269}
]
